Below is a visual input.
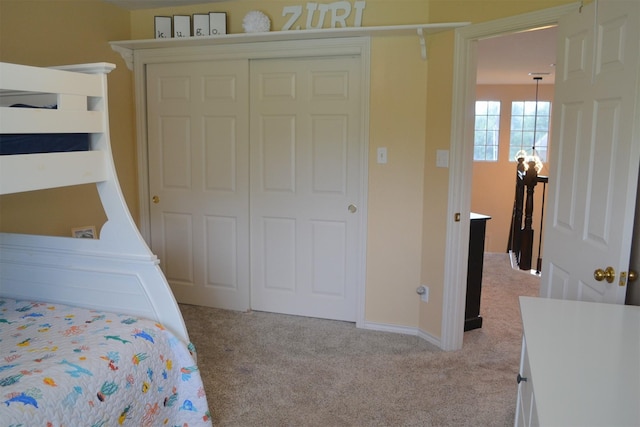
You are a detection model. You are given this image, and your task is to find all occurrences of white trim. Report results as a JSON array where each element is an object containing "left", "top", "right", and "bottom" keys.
[
  {"left": 361, "top": 321, "right": 442, "bottom": 348},
  {"left": 133, "top": 54, "right": 150, "bottom": 240},
  {"left": 442, "top": 2, "right": 582, "bottom": 351},
  {"left": 355, "top": 41, "right": 371, "bottom": 330},
  {"left": 112, "top": 24, "right": 468, "bottom": 51},
  {"left": 110, "top": 23, "right": 469, "bottom": 68},
  {"left": 361, "top": 321, "right": 417, "bottom": 336},
  {"left": 130, "top": 37, "right": 371, "bottom": 328},
  {"left": 416, "top": 328, "right": 442, "bottom": 349}
]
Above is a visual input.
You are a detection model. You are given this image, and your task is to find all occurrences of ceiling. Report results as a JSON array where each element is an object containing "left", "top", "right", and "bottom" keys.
[
  {"left": 103, "top": 0, "right": 218, "bottom": 9},
  {"left": 103, "top": 1, "right": 557, "bottom": 86},
  {"left": 476, "top": 26, "right": 557, "bottom": 85}
]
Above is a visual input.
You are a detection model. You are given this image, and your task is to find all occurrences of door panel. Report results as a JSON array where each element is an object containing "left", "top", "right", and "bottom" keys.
[
  {"left": 262, "top": 217, "right": 296, "bottom": 291},
  {"left": 147, "top": 60, "right": 250, "bottom": 310},
  {"left": 553, "top": 101, "right": 581, "bottom": 233},
  {"left": 159, "top": 116, "right": 191, "bottom": 188},
  {"left": 541, "top": 0, "right": 640, "bottom": 303},
  {"left": 311, "top": 220, "right": 347, "bottom": 296},
  {"left": 261, "top": 115, "right": 296, "bottom": 192},
  {"left": 162, "top": 212, "right": 194, "bottom": 283},
  {"left": 250, "top": 57, "right": 362, "bottom": 321},
  {"left": 206, "top": 216, "right": 239, "bottom": 288}
]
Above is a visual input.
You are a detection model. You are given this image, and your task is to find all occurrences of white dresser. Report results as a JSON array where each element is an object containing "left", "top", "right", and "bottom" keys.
[{"left": 515, "top": 297, "right": 640, "bottom": 426}]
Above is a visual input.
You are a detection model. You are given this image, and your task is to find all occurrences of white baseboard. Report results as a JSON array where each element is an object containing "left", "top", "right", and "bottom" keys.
[
  {"left": 416, "top": 328, "right": 442, "bottom": 348},
  {"left": 360, "top": 320, "right": 442, "bottom": 349}
]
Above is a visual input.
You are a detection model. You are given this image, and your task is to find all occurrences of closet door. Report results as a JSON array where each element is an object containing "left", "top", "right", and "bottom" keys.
[
  {"left": 250, "top": 56, "right": 363, "bottom": 321},
  {"left": 146, "top": 60, "right": 250, "bottom": 311}
]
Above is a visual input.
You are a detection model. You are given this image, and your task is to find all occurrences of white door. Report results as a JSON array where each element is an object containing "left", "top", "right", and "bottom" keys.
[
  {"left": 146, "top": 60, "right": 251, "bottom": 311},
  {"left": 540, "top": 0, "right": 640, "bottom": 303},
  {"left": 249, "top": 56, "right": 362, "bottom": 321}
]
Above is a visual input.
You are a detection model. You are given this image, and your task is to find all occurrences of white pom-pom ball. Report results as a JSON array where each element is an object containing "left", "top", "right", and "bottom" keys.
[{"left": 243, "top": 10, "right": 271, "bottom": 33}]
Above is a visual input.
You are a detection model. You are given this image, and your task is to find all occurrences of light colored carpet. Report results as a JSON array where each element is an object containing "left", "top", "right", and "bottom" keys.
[{"left": 180, "top": 252, "right": 539, "bottom": 426}]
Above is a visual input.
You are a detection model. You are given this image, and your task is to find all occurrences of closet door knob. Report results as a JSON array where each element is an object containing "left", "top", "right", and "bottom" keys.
[
  {"left": 152, "top": 195, "right": 160, "bottom": 204},
  {"left": 517, "top": 374, "right": 527, "bottom": 384},
  {"left": 348, "top": 204, "right": 357, "bottom": 213}
]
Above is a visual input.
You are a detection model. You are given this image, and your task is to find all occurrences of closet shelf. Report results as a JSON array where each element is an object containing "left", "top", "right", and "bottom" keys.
[{"left": 110, "top": 22, "right": 469, "bottom": 68}]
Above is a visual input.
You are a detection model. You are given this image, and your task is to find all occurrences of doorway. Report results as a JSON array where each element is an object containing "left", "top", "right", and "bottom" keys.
[
  {"left": 470, "top": 27, "right": 556, "bottom": 329},
  {"left": 472, "top": 26, "right": 556, "bottom": 269},
  {"left": 447, "top": 1, "right": 640, "bottom": 350},
  {"left": 441, "top": 3, "right": 580, "bottom": 351}
]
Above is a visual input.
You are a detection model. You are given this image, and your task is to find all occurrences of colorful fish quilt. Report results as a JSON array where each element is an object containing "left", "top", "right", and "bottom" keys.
[{"left": 0, "top": 298, "right": 211, "bottom": 426}]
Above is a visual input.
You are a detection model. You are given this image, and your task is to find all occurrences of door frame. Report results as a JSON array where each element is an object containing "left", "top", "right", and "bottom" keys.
[
  {"left": 441, "top": 2, "right": 581, "bottom": 351},
  {"left": 130, "top": 37, "right": 370, "bottom": 326}
]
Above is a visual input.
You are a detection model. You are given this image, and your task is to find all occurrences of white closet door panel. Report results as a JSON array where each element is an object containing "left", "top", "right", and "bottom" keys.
[
  {"left": 262, "top": 217, "right": 297, "bottom": 291},
  {"left": 312, "top": 115, "right": 348, "bottom": 194},
  {"left": 147, "top": 60, "right": 250, "bottom": 311},
  {"left": 310, "top": 70, "right": 349, "bottom": 99},
  {"left": 203, "top": 116, "right": 237, "bottom": 191},
  {"left": 205, "top": 215, "right": 238, "bottom": 288},
  {"left": 261, "top": 115, "right": 296, "bottom": 192},
  {"left": 161, "top": 212, "right": 194, "bottom": 284},
  {"left": 250, "top": 56, "right": 362, "bottom": 321},
  {"left": 311, "top": 220, "right": 347, "bottom": 297},
  {"left": 160, "top": 116, "right": 191, "bottom": 189}
]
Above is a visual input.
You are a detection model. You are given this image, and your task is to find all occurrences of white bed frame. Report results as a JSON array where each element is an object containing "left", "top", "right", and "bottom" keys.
[{"left": 0, "top": 62, "right": 191, "bottom": 344}]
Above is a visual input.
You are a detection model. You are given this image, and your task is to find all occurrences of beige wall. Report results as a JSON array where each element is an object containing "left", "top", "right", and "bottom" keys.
[
  {"left": 0, "top": 0, "right": 575, "bottom": 340},
  {"left": 130, "top": 1, "right": 432, "bottom": 330},
  {"left": 473, "top": 84, "right": 554, "bottom": 262}
]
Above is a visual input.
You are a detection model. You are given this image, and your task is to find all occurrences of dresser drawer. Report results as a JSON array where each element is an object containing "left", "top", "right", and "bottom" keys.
[{"left": 515, "top": 336, "right": 538, "bottom": 427}]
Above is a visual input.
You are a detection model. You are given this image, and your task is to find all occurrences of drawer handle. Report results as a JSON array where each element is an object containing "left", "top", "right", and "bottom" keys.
[{"left": 517, "top": 373, "right": 527, "bottom": 384}]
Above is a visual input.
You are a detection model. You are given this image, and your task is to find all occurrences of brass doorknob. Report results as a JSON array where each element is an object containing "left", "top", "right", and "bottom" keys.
[
  {"left": 152, "top": 195, "right": 160, "bottom": 204},
  {"left": 594, "top": 266, "right": 615, "bottom": 283},
  {"left": 629, "top": 270, "right": 638, "bottom": 282}
]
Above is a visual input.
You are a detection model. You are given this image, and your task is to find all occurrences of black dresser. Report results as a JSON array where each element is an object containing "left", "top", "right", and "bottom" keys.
[{"left": 464, "top": 213, "right": 491, "bottom": 331}]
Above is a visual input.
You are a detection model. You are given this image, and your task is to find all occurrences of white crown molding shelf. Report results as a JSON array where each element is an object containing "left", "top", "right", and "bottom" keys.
[{"left": 110, "top": 23, "right": 469, "bottom": 69}]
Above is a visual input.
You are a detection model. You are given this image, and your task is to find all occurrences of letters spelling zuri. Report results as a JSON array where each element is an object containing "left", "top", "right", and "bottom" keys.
[{"left": 282, "top": 1, "right": 366, "bottom": 31}]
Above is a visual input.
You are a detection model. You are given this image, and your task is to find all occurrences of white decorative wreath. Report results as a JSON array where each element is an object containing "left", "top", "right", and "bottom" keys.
[{"left": 242, "top": 10, "right": 271, "bottom": 33}]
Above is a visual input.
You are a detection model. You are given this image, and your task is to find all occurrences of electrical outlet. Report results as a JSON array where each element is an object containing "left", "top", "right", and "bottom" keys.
[
  {"left": 417, "top": 285, "right": 429, "bottom": 302},
  {"left": 422, "top": 286, "right": 429, "bottom": 302}
]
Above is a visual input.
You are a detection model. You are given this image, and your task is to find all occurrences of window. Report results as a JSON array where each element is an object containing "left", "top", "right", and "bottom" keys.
[
  {"left": 510, "top": 101, "right": 551, "bottom": 162},
  {"left": 474, "top": 101, "right": 500, "bottom": 161}
]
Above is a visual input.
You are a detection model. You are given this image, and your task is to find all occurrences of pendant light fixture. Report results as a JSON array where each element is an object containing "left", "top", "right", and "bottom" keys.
[{"left": 514, "top": 76, "right": 544, "bottom": 173}]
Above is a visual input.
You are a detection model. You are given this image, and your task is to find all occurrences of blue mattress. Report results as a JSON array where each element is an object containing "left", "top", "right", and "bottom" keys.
[
  {"left": 0, "top": 133, "right": 90, "bottom": 155},
  {"left": 0, "top": 104, "right": 90, "bottom": 155}
]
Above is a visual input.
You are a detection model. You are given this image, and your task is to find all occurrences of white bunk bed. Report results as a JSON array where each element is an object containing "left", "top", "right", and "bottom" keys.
[{"left": 0, "top": 62, "right": 211, "bottom": 425}]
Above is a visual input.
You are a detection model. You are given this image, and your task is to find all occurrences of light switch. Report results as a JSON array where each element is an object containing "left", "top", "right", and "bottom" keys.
[
  {"left": 377, "top": 147, "right": 388, "bottom": 164},
  {"left": 436, "top": 149, "right": 449, "bottom": 168}
]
